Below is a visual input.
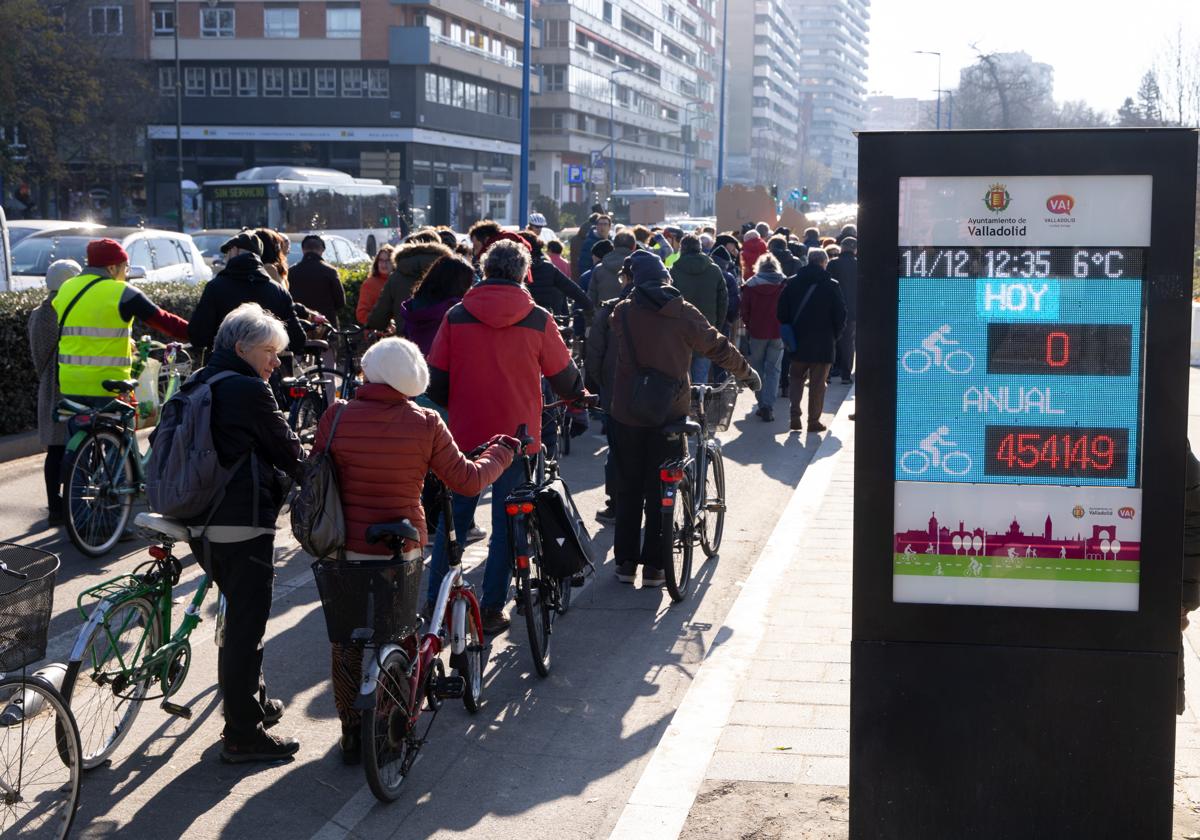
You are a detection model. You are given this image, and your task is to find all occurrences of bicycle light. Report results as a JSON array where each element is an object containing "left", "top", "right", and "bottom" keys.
[
  {"left": 505, "top": 502, "right": 534, "bottom": 515},
  {"left": 288, "top": 387, "right": 308, "bottom": 398},
  {"left": 660, "top": 468, "right": 685, "bottom": 483},
  {"left": 148, "top": 545, "right": 168, "bottom": 560},
  {"left": 516, "top": 555, "right": 530, "bottom": 569}
]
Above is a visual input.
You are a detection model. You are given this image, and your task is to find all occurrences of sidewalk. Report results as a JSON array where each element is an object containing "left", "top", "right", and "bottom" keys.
[{"left": 610, "top": 386, "right": 1200, "bottom": 840}]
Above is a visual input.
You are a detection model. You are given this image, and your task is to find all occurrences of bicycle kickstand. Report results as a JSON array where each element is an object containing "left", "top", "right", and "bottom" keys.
[{"left": 161, "top": 699, "right": 193, "bottom": 720}]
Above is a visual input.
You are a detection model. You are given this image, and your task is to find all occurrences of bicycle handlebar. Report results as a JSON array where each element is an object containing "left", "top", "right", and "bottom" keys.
[
  {"left": 544, "top": 393, "right": 599, "bottom": 412},
  {"left": 691, "top": 379, "right": 742, "bottom": 396},
  {"left": 0, "top": 561, "right": 28, "bottom": 581}
]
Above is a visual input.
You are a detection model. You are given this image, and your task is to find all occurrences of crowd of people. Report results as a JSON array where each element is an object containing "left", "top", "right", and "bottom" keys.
[{"left": 26, "top": 208, "right": 855, "bottom": 765}]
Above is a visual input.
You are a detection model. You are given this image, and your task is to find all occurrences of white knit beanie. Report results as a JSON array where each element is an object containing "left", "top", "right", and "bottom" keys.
[
  {"left": 46, "top": 259, "right": 82, "bottom": 293},
  {"left": 360, "top": 337, "right": 429, "bottom": 397}
]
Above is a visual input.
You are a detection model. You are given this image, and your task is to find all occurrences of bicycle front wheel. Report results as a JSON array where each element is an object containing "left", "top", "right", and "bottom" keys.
[
  {"left": 700, "top": 445, "right": 726, "bottom": 558},
  {"left": 64, "top": 430, "right": 136, "bottom": 557},
  {"left": 292, "top": 393, "right": 327, "bottom": 449},
  {"left": 521, "top": 565, "right": 553, "bottom": 677},
  {"left": 362, "top": 648, "right": 414, "bottom": 803},
  {"left": 663, "top": 479, "right": 695, "bottom": 603},
  {"left": 451, "top": 602, "right": 486, "bottom": 714},
  {"left": 61, "top": 596, "right": 160, "bottom": 769},
  {"left": 0, "top": 675, "right": 82, "bottom": 840}
]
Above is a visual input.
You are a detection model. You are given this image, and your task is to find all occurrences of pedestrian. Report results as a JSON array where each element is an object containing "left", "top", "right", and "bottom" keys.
[
  {"left": 740, "top": 230, "right": 767, "bottom": 280},
  {"left": 435, "top": 227, "right": 459, "bottom": 251},
  {"left": 802, "top": 227, "right": 822, "bottom": 251},
  {"left": 519, "top": 231, "right": 593, "bottom": 318},
  {"left": 398, "top": 254, "right": 474, "bottom": 357},
  {"left": 365, "top": 234, "right": 453, "bottom": 332},
  {"left": 356, "top": 244, "right": 395, "bottom": 326},
  {"left": 546, "top": 239, "right": 571, "bottom": 277},
  {"left": 768, "top": 234, "right": 799, "bottom": 277},
  {"left": 526, "top": 211, "right": 548, "bottom": 241},
  {"left": 669, "top": 234, "right": 729, "bottom": 384},
  {"left": 28, "top": 259, "right": 81, "bottom": 526},
  {"left": 836, "top": 223, "right": 857, "bottom": 245},
  {"left": 588, "top": 230, "right": 635, "bottom": 310},
  {"left": 828, "top": 236, "right": 858, "bottom": 384},
  {"left": 633, "top": 225, "right": 674, "bottom": 262},
  {"left": 740, "top": 253, "right": 787, "bottom": 422},
  {"left": 661, "top": 226, "right": 684, "bottom": 267},
  {"left": 426, "top": 239, "right": 585, "bottom": 633},
  {"left": 777, "top": 248, "right": 846, "bottom": 433},
  {"left": 312, "top": 336, "right": 516, "bottom": 763},
  {"left": 578, "top": 214, "right": 613, "bottom": 279},
  {"left": 607, "top": 251, "right": 759, "bottom": 587},
  {"left": 289, "top": 234, "right": 346, "bottom": 327},
  {"left": 569, "top": 214, "right": 599, "bottom": 283},
  {"left": 186, "top": 302, "right": 304, "bottom": 763},
  {"left": 580, "top": 239, "right": 614, "bottom": 296},
  {"left": 755, "top": 222, "right": 771, "bottom": 239},
  {"left": 254, "top": 229, "right": 292, "bottom": 288}
]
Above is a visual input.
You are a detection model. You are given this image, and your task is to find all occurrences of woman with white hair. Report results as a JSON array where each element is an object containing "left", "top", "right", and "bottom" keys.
[
  {"left": 28, "top": 259, "right": 82, "bottom": 525},
  {"left": 310, "top": 336, "right": 519, "bottom": 764}
]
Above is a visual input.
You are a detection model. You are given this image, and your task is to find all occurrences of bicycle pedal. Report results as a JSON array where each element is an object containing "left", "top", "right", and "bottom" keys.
[
  {"left": 434, "top": 675, "right": 465, "bottom": 700},
  {"left": 161, "top": 701, "right": 192, "bottom": 720},
  {"left": 706, "top": 502, "right": 726, "bottom": 513}
]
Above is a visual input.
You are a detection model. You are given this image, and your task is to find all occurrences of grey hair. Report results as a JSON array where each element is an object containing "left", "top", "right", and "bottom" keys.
[
  {"left": 807, "top": 247, "right": 829, "bottom": 266},
  {"left": 754, "top": 253, "right": 781, "bottom": 274},
  {"left": 482, "top": 239, "right": 531, "bottom": 283},
  {"left": 214, "top": 302, "right": 289, "bottom": 354}
]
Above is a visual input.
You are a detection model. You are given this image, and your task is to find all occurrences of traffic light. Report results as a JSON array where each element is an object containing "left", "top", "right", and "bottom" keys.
[
  {"left": 770, "top": 183, "right": 779, "bottom": 200},
  {"left": 801, "top": 185, "right": 809, "bottom": 202}
]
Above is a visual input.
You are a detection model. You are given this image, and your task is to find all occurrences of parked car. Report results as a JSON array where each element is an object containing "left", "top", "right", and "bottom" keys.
[
  {"left": 7, "top": 219, "right": 103, "bottom": 249},
  {"left": 191, "top": 229, "right": 240, "bottom": 267},
  {"left": 9, "top": 227, "right": 213, "bottom": 290},
  {"left": 0, "top": 207, "right": 10, "bottom": 292},
  {"left": 284, "top": 233, "right": 371, "bottom": 268}
]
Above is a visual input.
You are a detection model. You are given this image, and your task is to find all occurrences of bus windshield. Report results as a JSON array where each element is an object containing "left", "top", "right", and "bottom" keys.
[{"left": 202, "top": 184, "right": 274, "bottom": 230}]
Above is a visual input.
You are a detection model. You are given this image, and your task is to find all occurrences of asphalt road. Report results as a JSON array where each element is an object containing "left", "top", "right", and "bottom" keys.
[{"left": 2, "top": 384, "right": 850, "bottom": 840}]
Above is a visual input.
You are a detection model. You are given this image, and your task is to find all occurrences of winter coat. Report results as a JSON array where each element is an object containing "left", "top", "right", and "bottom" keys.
[
  {"left": 188, "top": 253, "right": 308, "bottom": 355},
  {"left": 588, "top": 246, "right": 633, "bottom": 310},
  {"left": 399, "top": 296, "right": 459, "bottom": 357},
  {"left": 356, "top": 271, "right": 388, "bottom": 326},
  {"left": 549, "top": 252, "right": 571, "bottom": 277},
  {"left": 28, "top": 299, "right": 65, "bottom": 447},
  {"left": 289, "top": 252, "right": 345, "bottom": 325},
  {"left": 583, "top": 290, "right": 631, "bottom": 409},
  {"left": 740, "top": 237, "right": 768, "bottom": 280},
  {"left": 828, "top": 252, "right": 858, "bottom": 319},
  {"left": 427, "top": 279, "right": 583, "bottom": 453},
  {"left": 365, "top": 242, "right": 453, "bottom": 331},
  {"left": 608, "top": 284, "right": 751, "bottom": 427},
  {"left": 1184, "top": 442, "right": 1200, "bottom": 614},
  {"left": 769, "top": 244, "right": 800, "bottom": 278},
  {"left": 313, "top": 382, "right": 513, "bottom": 551},
  {"left": 669, "top": 252, "right": 728, "bottom": 327},
  {"left": 576, "top": 227, "right": 607, "bottom": 279},
  {"left": 529, "top": 254, "right": 592, "bottom": 317},
  {"left": 776, "top": 263, "right": 847, "bottom": 363},
  {"left": 740, "top": 269, "right": 787, "bottom": 340}
]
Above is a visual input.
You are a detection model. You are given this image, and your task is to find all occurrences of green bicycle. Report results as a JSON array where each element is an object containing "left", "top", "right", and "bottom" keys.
[{"left": 60, "top": 512, "right": 225, "bottom": 768}]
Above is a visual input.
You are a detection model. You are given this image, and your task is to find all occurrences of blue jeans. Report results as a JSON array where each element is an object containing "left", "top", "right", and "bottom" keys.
[
  {"left": 426, "top": 459, "right": 525, "bottom": 611},
  {"left": 747, "top": 338, "right": 784, "bottom": 409},
  {"left": 690, "top": 354, "right": 711, "bottom": 385}
]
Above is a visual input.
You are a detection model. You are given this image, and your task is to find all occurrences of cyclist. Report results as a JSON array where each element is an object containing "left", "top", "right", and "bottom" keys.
[
  {"left": 919, "top": 426, "right": 956, "bottom": 468},
  {"left": 364, "top": 231, "right": 452, "bottom": 332},
  {"left": 53, "top": 239, "right": 190, "bottom": 408},
  {"left": 921, "top": 324, "right": 958, "bottom": 368},
  {"left": 519, "top": 231, "right": 593, "bottom": 319},
  {"left": 608, "top": 250, "right": 759, "bottom": 588}
]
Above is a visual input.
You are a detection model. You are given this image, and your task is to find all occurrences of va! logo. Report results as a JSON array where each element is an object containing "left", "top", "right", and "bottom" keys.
[
  {"left": 1046, "top": 194, "right": 1075, "bottom": 215},
  {"left": 1118, "top": 507, "right": 1135, "bottom": 519},
  {"left": 984, "top": 183, "right": 1012, "bottom": 213}
]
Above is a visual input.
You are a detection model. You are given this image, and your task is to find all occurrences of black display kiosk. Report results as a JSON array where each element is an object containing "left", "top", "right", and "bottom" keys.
[{"left": 851, "top": 129, "right": 1198, "bottom": 839}]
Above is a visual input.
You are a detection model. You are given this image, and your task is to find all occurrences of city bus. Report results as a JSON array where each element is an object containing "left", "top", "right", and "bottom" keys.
[{"left": 201, "top": 167, "right": 399, "bottom": 256}]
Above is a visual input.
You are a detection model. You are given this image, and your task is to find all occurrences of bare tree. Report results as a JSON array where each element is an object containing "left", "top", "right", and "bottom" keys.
[
  {"left": 953, "top": 47, "right": 1057, "bottom": 129},
  {"left": 1155, "top": 26, "right": 1200, "bottom": 126}
]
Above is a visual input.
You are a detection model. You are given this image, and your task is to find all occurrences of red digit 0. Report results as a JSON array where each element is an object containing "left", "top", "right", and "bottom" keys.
[{"left": 1046, "top": 331, "right": 1070, "bottom": 368}]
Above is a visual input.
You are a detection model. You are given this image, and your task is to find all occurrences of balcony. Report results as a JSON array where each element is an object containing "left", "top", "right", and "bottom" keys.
[
  {"left": 390, "top": 0, "right": 525, "bottom": 41},
  {"left": 389, "top": 25, "right": 538, "bottom": 90}
]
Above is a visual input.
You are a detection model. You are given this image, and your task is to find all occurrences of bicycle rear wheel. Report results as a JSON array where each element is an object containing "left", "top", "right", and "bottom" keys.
[
  {"left": 450, "top": 601, "right": 485, "bottom": 714},
  {"left": 521, "top": 565, "right": 553, "bottom": 677},
  {"left": 699, "top": 445, "right": 726, "bottom": 558},
  {"left": 292, "top": 393, "right": 327, "bottom": 449},
  {"left": 362, "top": 648, "right": 414, "bottom": 803},
  {"left": 61, "top": 597, "right": 160, "bottom": 769},
  {"left": 63, "top": 431, "right": 136, "bottom": 558},
  {"left": 0, "top": 675, "right": 82, "bottom": 840},
  {"left": 663, "top": 478, "right": 695, "bottom": 603}
]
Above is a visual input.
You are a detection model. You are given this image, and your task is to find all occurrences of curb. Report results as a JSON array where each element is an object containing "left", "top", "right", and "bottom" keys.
[
  {"left": 607, "top": 388, "right": 856, "bottom": 840},
  {"left": 0, "top": 431, "right": 41, "bottom": 463}
]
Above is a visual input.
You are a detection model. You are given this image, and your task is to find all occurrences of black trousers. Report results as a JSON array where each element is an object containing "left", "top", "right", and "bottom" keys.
[
  {"left": 609, "top": 419, "right": 685, "bottom": 569},
  {"left": 206, "top": 535, "right": 275, "bottom": 741},
  {"left": 833, "top": 320, "right": 856, "bottom": 378},
  {"left": 44, "top": 444, "right": 64, "bottom": 513}
]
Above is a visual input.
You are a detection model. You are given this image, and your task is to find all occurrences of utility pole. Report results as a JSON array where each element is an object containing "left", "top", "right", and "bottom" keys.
[
  {"left": 914, "top": 50, "right": 942, "bottom": 129},
  {"left": 716, "top": 0, "right": 728, "bottom": 189},
  {"left": 174, "top": 0, "right": 185, "bottom": 231},
  {"left": 518, "top": 0, "right": 531, "bottom": 227}
]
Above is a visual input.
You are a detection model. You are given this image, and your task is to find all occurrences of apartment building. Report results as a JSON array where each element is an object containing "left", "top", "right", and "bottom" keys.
[{"left": 529, "top": 0, "right": 720, "bottom": 217}]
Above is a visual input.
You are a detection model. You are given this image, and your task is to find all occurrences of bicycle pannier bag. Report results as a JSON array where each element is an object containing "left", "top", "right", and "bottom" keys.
[
  {"left": 291, "top": 403, "right": 348, "bottom": 559},
  {"left": 620, "top": 306, "right": 685, "bottom": 426},
  {"left": 534, "top": 477, "right": 595, "bottom": 579},
  {"left": 145, "top": 370, "right": 241, "bottom": 520}
]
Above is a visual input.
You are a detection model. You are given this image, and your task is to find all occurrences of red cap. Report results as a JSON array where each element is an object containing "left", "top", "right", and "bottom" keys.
[{"left": 86, "top": 238, "right": 130, "bottom": 267}]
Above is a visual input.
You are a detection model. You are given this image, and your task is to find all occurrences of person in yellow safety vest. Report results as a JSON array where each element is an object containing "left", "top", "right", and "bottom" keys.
[{"left": 53, "top": 238, "right": 191, "bottom": 404}]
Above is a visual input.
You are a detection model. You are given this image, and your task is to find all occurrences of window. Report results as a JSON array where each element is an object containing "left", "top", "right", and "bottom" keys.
[
  {"left": 368, "top": 68, "right": 389, "bottom": 98},
  {"left": 451, "top": 78, "right": 464, "bottom": 108},
  {"left": 551, "top": 113, "right": 563, "bottom": 130},
  {"left": 211, "top": 67, "right": 232, "bottom": 96},
  {"left": 464, "top": 82, "right": 476, "bottom": 111},
  {"left": 424, "top": 72, "right": 437, "bottom": 102},
  {"left": 158, "top": 67, "right": 175, "bottom": 96},
  {"left": 184, "top": 67, "right": 206, "bottom": 96},
  {"left": 263, "top": 67, "right": 285, "bottom": 97},
  {"left": 288, "top": 67, "right": 309, "bottom": 96},
  {"left": 90, "top": 6, "right": 122, "bottom": 35},
  {"left": 264, "top": 7, "right": 299, "bottom": 38},
  {"left": 544, "top": 66, "right": 565, "bottom": 92},
  {"left": 315, "top": 68, "right": 337, "bottom": 97},
  {"left": 498, "top": 91, "right": 509, "bottom": 116},
  {"left": 237, "top": 67, "right": 258, "bottom": 96},
  {"left": 200, "top": 7, "right": 235, "bottom": 37},
  {"left": 326, "top": 4, "right": 360, "bottom": 38},
  {"left": 151, "top": 4, "right": 174, "bottom": 35},
  {"left": 543, "top": 19, "right": 568, "bottom": 48},
  {"left": 341, "top": 68, "right": 363, "bottom": 97},
  {"left": 438, "top": 76, "right": 451, "bottom": 104}
]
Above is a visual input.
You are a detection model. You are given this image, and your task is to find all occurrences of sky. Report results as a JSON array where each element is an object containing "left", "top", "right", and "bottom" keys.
[{"left": 865, "top": 0, "right": 1200, "bottom": 114}]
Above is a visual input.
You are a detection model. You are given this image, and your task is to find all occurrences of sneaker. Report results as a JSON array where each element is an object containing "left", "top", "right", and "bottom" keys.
[
  {"left": 615, "top": 561, "right": 638, "bottom": 584},
  {"left": 841, "top": 376, "right": 853, "bottom": 384},
  {"left": 340, "top": 728, "right": 361, "bottom": 766},
  {"left": 641, "top": 568, "right": 666, "bottom": 588},
  {"left": 760, "top": 406, "right": 774, "bottom": 422},
  {"left": 809, "top": 420, "right": 828, "bottom": 433},
  {"left": 789, "top": 418, "right": 803, "bottom": 432},
  {"left": 595, "top": 506, "right": 616, "bottom": 524},
  {"left": 220, "top": 730, "right": 300, "bottom": 764},
  {"left": 571, "top": 572, "right": 586, "bottom": 587},
  {"left": 753, "top": 404, "right": 766, "bottom": 420},
  {"left": 849, "top": 413, "right": 856, "bottom": 421},
  {"left": 481, "top": 607, "right": 510, "bottom": 635},
  {"left": 466, "top": 525, "right": 486, "bottom": 545},
  {"left": 262, "top": 698, "right": 284, "bottom": 729}
]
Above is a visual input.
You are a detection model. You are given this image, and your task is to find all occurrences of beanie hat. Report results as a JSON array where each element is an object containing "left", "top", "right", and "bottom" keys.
[
  {"left": 86, "top": 238, "right": 129, "bottom": 267},
  {"left": 46, "top": 259, "right": 82, "bottom": 293},
  {"left": 220, "top": 232, "right": 263, "bottom": 256},
  {"left": 360, "top": 337, "right": 429, "bottom": 397},
  {"left": 742, "top": 230, "right": 761, "bottom": 242},
  {"left": 626, "top": 249, "right": 670, "bottom": 287}
]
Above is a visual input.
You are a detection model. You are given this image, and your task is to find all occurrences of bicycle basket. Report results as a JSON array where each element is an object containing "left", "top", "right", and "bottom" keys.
[
  {"left": 0, "top": 544, "right": 60, "bottom": 672},
  {"left": 703, "top": 386, "right": 738, "bottom": 433},
  {"left": 312, "top": 554, "right": 421, "bottom": 645}
]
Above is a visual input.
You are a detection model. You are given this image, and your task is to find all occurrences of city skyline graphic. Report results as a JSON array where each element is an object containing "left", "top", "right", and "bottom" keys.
[{"left": 894, "top": 511, "right": 1140, "bottom": 562}]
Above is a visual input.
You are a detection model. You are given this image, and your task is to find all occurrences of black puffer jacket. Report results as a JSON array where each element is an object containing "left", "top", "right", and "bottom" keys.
[
  {"left": 188, "top": 253, "right": 307, "bottom": 354},
  {"left": 529, "top": 254, "right": 593, "bottom": 317}
]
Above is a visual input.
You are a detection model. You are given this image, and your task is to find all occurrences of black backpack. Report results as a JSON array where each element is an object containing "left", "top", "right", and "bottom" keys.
[{"left": 534, "top": 477, "right": 594, "bottom": 579}]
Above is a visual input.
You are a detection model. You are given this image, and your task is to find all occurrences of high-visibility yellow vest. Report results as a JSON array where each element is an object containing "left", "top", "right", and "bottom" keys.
[{"left": 51, "top": 273, "right": 133, "bottom": 398}]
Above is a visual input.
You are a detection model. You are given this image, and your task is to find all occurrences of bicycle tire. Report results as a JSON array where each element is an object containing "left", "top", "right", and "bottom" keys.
[
  {"left": 61, "top": 596, "right": 160, "bottom": 769},
  {"left": 302, "top": 365, "right": 348, "bottom": 404},
  {"left": 557, "top": 572, "right": 572, "bottom": 614},
  {"left": 663, "top": 478, "right": 695, "bottom": 603},
  {"left": 362, "top": 648, "right": 414, "bottom": 803},
  {"left": 63, "top": 430, "right": 136, "bottom": 558},
  {"left": 0, "top": 674, "right": 82, "bottom": 840},
  {"left": 700, "top": 444, "right": 726, "bottom": 558},
  {"left": 561, "top": 414, "right": 571, "bottom": 457},
  {"left": 293, "top": 393, "right": 327, "bottom": 449},
  {"left": 452, "top": 600, "right": 486, "bottom": 713},
  {"left": 521, "top": 565, "right": 552, "bottom": 677}
]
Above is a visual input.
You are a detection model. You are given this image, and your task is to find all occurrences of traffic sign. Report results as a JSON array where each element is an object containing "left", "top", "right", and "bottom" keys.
[
  {"left": 566, "top": 165, "right": 585, "bottom": 184},
  {"left": 589, "top": 168, "right": 606, "bottom": 185}
]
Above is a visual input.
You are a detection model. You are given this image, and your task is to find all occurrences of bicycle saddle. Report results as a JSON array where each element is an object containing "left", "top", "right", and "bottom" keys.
[
  {"left": 663, "top": 419, "right": 701, "bottom": 436},
  {"left": 305, "top": 339, "right": 330, "bottom": 354},
  {"left": 102, "top": 379, "right": 138, "bottom": 394},
  {"left": 135, "top": 512, "right": 190, "bottom": 543},
  {"left": 365, "top": 519, "right": 421, "bottom": 546}
]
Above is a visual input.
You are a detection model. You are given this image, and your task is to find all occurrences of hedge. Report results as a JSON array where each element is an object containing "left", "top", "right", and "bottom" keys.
[{"left": 0, "top": 267, "right": 369, "bottom": 438}]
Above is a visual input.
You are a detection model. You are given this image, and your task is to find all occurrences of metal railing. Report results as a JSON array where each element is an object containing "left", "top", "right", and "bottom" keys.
[{"left": 429, "top": 32, "right": 520, "bottom": 68}]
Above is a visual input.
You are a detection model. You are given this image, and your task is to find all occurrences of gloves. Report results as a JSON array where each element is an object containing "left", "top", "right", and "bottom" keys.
[
  {"left": 487, "top": 434, "right": 522, "bottom": 454},
  {"left": 739, "top": 369, "right": 763, "bottom": 392}
]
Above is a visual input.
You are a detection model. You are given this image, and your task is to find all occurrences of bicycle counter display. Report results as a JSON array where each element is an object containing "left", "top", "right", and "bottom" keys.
[{"left": 892, "top": 175, "right": 1151, "bottom": 612}]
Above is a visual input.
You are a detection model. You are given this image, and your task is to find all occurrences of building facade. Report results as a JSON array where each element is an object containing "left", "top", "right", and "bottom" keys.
[{"left": 864, "top": 95, "right": 938, "bottom": 132}]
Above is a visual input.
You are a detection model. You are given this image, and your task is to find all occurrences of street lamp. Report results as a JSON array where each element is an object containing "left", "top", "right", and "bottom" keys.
[
  {"left": 517, "top": 0, "right": 532, "bottom": 227},
  {"left": 716, "top": 0, "right": 728, "bottom": 189},
  {"left": 913, "top": 50, "right": 942, "bottom": 130},
  {"left": 609, "top": 67, "right": 635, "bottom": 200},
  {"left": 173, "top": 0, "right": 185, "bottom": 232}
]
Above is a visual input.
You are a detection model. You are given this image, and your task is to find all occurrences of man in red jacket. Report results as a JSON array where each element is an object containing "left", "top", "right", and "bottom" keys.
[{"left": 427, "top": 238, "right": 585, "bottom": 633}]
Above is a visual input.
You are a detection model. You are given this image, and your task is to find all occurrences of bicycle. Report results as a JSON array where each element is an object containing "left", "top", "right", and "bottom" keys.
[
  {"left": 899, "top": 448, "right": 972, "bottom": 476},
  {"left": 60, "top": 512, "right": 227, "bottom": 769},
  {"left": 313, "top": 488, "right": 486, "bottom": 802},
  {"left": 900, "top": 346, "right": 974, "bottom": 375},
  {"left": 57, "top": 342, "right": 190, "bottom": 557},
  {"left": 0, "top": 543, "right": 82, "bottom": 839},
  {"left": 286, "top": 322, "right": 365, "bottom": 447},
  {"left": 659, "top": 381, "right": 739, "bottom": 603}
]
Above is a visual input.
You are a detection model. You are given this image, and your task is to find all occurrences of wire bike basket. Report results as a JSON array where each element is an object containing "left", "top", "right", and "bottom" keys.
[
  {"left": 0, "top": 544, "right": 60, "bottom": 672},
  {"left": 703, "top": 385, "right": 739, "bottom": 433},
  {"left": 312, "top": 554, "right": 422, "bottom": 645}
]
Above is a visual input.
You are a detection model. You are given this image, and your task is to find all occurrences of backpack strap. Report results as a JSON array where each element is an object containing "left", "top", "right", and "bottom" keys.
[
  {"left": 317, "top": 402, "right": 349, "bottom": 455},
  {"left": 618, "top": 304, "right": 642, "bottom": 370}
]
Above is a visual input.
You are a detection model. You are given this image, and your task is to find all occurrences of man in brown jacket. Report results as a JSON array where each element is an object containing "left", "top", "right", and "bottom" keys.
[{"left": 608, "top": 250, "right": 760, "bottom": 587}]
